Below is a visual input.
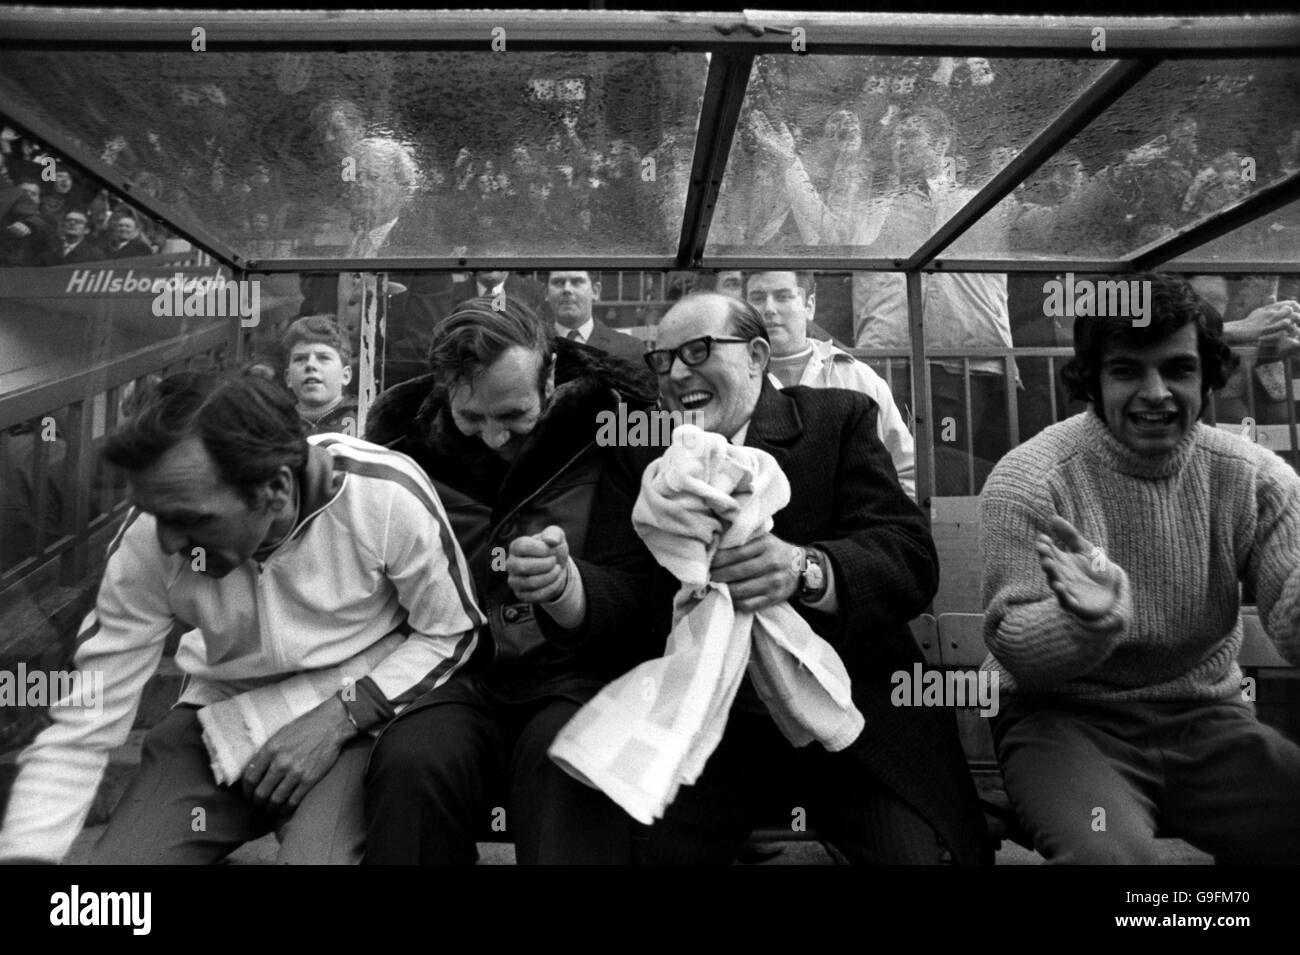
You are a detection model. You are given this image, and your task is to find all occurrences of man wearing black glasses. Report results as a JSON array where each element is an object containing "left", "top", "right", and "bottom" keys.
[{"left": 641, "top": 291, "right": 988, "bottom": 865}]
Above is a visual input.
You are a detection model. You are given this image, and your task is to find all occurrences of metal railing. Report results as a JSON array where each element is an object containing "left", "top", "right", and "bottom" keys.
[{"left": 0, "top": 324, "right": 230, "bottom": 594}]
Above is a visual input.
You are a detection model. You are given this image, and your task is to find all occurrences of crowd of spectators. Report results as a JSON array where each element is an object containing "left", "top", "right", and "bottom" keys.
[{"left": 0, "top": 129, "right": 191, "bottom": 267}]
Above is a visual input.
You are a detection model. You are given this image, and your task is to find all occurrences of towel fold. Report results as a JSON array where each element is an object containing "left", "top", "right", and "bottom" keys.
[
  {"left": 198, "top": 633, "right": 404, "bottom": 786},
  {"left": 548, "top": 425, "right": 864, "bottom": 824}
]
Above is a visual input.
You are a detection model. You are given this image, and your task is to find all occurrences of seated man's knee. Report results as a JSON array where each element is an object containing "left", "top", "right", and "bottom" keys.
[
  {"left": 366, "top": 708, "right": 468, "bottom": 790},
  {"left": 1033, "top": 814, "right": 1162, "bottom": 864}
]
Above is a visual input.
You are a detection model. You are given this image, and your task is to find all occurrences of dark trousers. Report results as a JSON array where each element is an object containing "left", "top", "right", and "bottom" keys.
[
  {"left": 644, "top": 709, "right": 948, "bottom": 865},
  {"left": 88, "top": 706, "right": 370, "bottom": 864},
  {"left": 993, "top": 696, "right": 1300, "bottom": 864},
  {"left": 363, "top": 678, "right": 635, "bottom": 865}
]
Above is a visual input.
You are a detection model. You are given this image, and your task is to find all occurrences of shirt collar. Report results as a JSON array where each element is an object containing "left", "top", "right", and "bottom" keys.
[{"left": 556, "top": 318, "right": 594, "bottom": 343}]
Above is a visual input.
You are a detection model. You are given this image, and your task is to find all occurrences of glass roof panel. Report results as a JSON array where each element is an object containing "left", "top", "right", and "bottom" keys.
[
  {"left": 1167, "top": 195, "right": 1300, "bottom": 267},
  {"left": 0, "top": 50, "right": 707, "bottom": 261},
  {"left": 705, "top": 54, "right": 1107, "bottom": 259},
  {"left": 976, "top": 58, "right": 1300, "bottom": 263}
]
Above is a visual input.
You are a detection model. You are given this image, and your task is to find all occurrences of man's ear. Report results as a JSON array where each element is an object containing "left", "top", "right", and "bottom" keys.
[
  {"left": 341, "top": 363, "right": 353, "bottom": 387},
  {"left": 805, "top": 291, "right": 816, "bottom": 323},
  {"left": 749, "top": 337, "right": 771, "bottom": 374},
  {"left": 544, "top": 354, "right": 557, "bottom": 400},
  {"left": 261, "top": 465, "right": 295, "bottom": 512},
  {"left": 591, "top": 281, "right": 601, "bottom": 302}
]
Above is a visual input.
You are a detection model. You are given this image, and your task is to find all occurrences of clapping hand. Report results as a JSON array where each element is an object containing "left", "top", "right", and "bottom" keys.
[
  {"left": 1036, "top": 516, "right": 1123, "bottom": 622},
  {"left": 749, "top": 110, "right": 797, "bottom": 164}
]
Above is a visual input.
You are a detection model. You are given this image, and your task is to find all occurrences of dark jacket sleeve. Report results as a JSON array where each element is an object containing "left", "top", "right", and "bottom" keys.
[
  {"left": 539, "top": 444, "right": 676, "bottom": 672},
  {"left": 808, "top": 397, "right": 939, "bottom": 645}
]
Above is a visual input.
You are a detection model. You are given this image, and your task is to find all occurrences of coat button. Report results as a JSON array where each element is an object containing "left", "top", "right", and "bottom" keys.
[{"left": 503, "top": 606, "right": 521, "bottom": 623}]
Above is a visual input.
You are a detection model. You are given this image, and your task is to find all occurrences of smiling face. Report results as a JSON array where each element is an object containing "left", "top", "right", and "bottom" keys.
[
  {"left": 1098, "top": 322, "right": 1202, "bottom": 457},
  {"left": 129, "top": 435, "right": 293, "bottom": 578},
  {"left": 745, "top": 271, "right": 811, "bottom": 358},
  {"left": 547, "top": 271, "right": 599, "bottom": 330},
  {"left": 449, "top": 345, "right": 554, "bottom": 462},
  {"left": 285, "top": 342, "right": 351, "bottom": 411},
  {"left": 655, "top": 295, "right": 768, "bottom": 440}
]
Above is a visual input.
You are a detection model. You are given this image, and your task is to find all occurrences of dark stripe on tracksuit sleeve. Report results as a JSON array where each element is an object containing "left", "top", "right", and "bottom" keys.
[{"left": 329, "top": 453, "right": 486, "bottom": 630}]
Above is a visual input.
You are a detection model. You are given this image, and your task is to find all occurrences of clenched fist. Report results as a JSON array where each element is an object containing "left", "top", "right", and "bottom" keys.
[{"left": 506, "top": 525, "right": 572, "bottom": 604}]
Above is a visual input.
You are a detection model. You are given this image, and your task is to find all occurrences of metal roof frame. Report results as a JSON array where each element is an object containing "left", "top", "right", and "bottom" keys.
[{"left": 1, "top": 8, "right": 1298, "bottom": 274}]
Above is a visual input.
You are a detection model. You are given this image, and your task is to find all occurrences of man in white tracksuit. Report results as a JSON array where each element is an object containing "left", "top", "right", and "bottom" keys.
[
  {"left": 0, "top": 370, "right": 483, "bottom": 864},
  {"left": 745, "top": 269, "right": 916, "bottom": 499}
]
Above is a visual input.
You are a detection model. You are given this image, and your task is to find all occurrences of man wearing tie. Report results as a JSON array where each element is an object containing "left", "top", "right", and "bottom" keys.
[
  {"left": 449, "top": 270, "right": 547, "bottom": 316},
  {"left": 547, "top": 270, "right": 645, "bottom": 362}
]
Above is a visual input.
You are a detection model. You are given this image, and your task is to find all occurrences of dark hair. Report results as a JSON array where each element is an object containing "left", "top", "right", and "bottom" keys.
[
  {"left": 547, "top": 269, "right": 595, "bottom": 285},
  {"left": 744, "top": 270, "right": 817, "bottom": 299},
  {"left": 426, "top": 296, "right": 555, "bottom": 395},
  {"left": 102, "top": 370, "right": 308, "bottom": 507},
  {"left": 719, "top": 294, "right": 770, "bottom": 345},
  {"left": 281, "top": 314, "right": 352, "bottom": 366},
  {"left": 1060, "top": 272, "right": 1238, "bottom": 409}
]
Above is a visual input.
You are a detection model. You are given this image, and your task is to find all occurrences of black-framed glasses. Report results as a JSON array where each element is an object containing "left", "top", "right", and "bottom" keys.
[{"left": 644, "top": 336, "right": 751, "bottom": 375}]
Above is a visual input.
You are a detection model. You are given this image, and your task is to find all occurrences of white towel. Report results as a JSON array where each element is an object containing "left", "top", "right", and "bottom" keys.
[
  {"left": 548, "top": 425, "right": 864, "bottom": 824},
  {"left": 198, "top": 633, "right": 404, "bottom": 786}
]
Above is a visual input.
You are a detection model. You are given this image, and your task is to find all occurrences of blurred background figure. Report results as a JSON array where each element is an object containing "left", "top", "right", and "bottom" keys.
[
  {"left": 39, "top": 210, "right": 101, "bottom": 266},
  {"left": 852, "top": 106, "right": 1017, "bottom": 494}
]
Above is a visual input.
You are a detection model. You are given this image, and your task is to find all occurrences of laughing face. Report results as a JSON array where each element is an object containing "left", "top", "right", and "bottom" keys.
[
  {"left": 655, "top": 295, "right": 768, "bottom": 441},
  {"left": 1097, "top": 322, "right": 1202, "bottom": 457}
]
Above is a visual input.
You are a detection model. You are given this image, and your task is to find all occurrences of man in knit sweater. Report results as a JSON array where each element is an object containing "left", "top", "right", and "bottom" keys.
[{"left": 981, "top": 272, "right": 1300, "bottom": 864}]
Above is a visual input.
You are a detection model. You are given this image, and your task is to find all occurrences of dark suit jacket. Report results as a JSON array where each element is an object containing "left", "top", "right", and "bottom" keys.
[
  {"left": 103, "top": 236, "right": 154, "bottom": 260},
  {"left": 0, "top": 185, "right": 45, "bottom": 266},
  {"left": 448, "top": 273, "right": 548, "bottom": 317},
  {"left": 297, "top": 205, "right": 450, "bottom": 389},
  {"left": 584, "top": 317, "right": 646, "bottom": 363},
  {"left": 40, "top": 236, "right": 104, "bottom": 267},
  {"left": 746, "top": 382, "right": 989, "bottom": 864}
]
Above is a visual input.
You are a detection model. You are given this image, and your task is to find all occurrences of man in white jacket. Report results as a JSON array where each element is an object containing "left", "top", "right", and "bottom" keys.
[
  {"left": 745, "top": 269, "right": 916, "bottom": 499},
  {"left": 0, "top": 370, "right": 482, "bottom": 863}
]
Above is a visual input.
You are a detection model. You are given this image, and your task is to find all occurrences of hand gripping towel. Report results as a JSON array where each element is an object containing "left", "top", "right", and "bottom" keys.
[
  {"left": 198, "top": 633, "right": 404, "bottom": 786},
  {"left": 548, "top": 425, "right": 864, "bottom": 824}
]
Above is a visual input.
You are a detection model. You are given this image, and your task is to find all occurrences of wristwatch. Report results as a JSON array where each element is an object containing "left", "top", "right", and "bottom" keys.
[{"left": 792, "top": 545, "right": 828, "bottom": 602}]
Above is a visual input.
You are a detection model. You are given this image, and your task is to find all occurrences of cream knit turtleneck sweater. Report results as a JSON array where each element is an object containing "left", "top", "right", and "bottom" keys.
[{"left": 980, "top": 410, "right": 1300, "bottom": 700}]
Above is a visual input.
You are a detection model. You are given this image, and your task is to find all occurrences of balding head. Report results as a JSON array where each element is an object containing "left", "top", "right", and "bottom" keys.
[{"left": 653, "top": 293, "right": 769, "bottom": 440}]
